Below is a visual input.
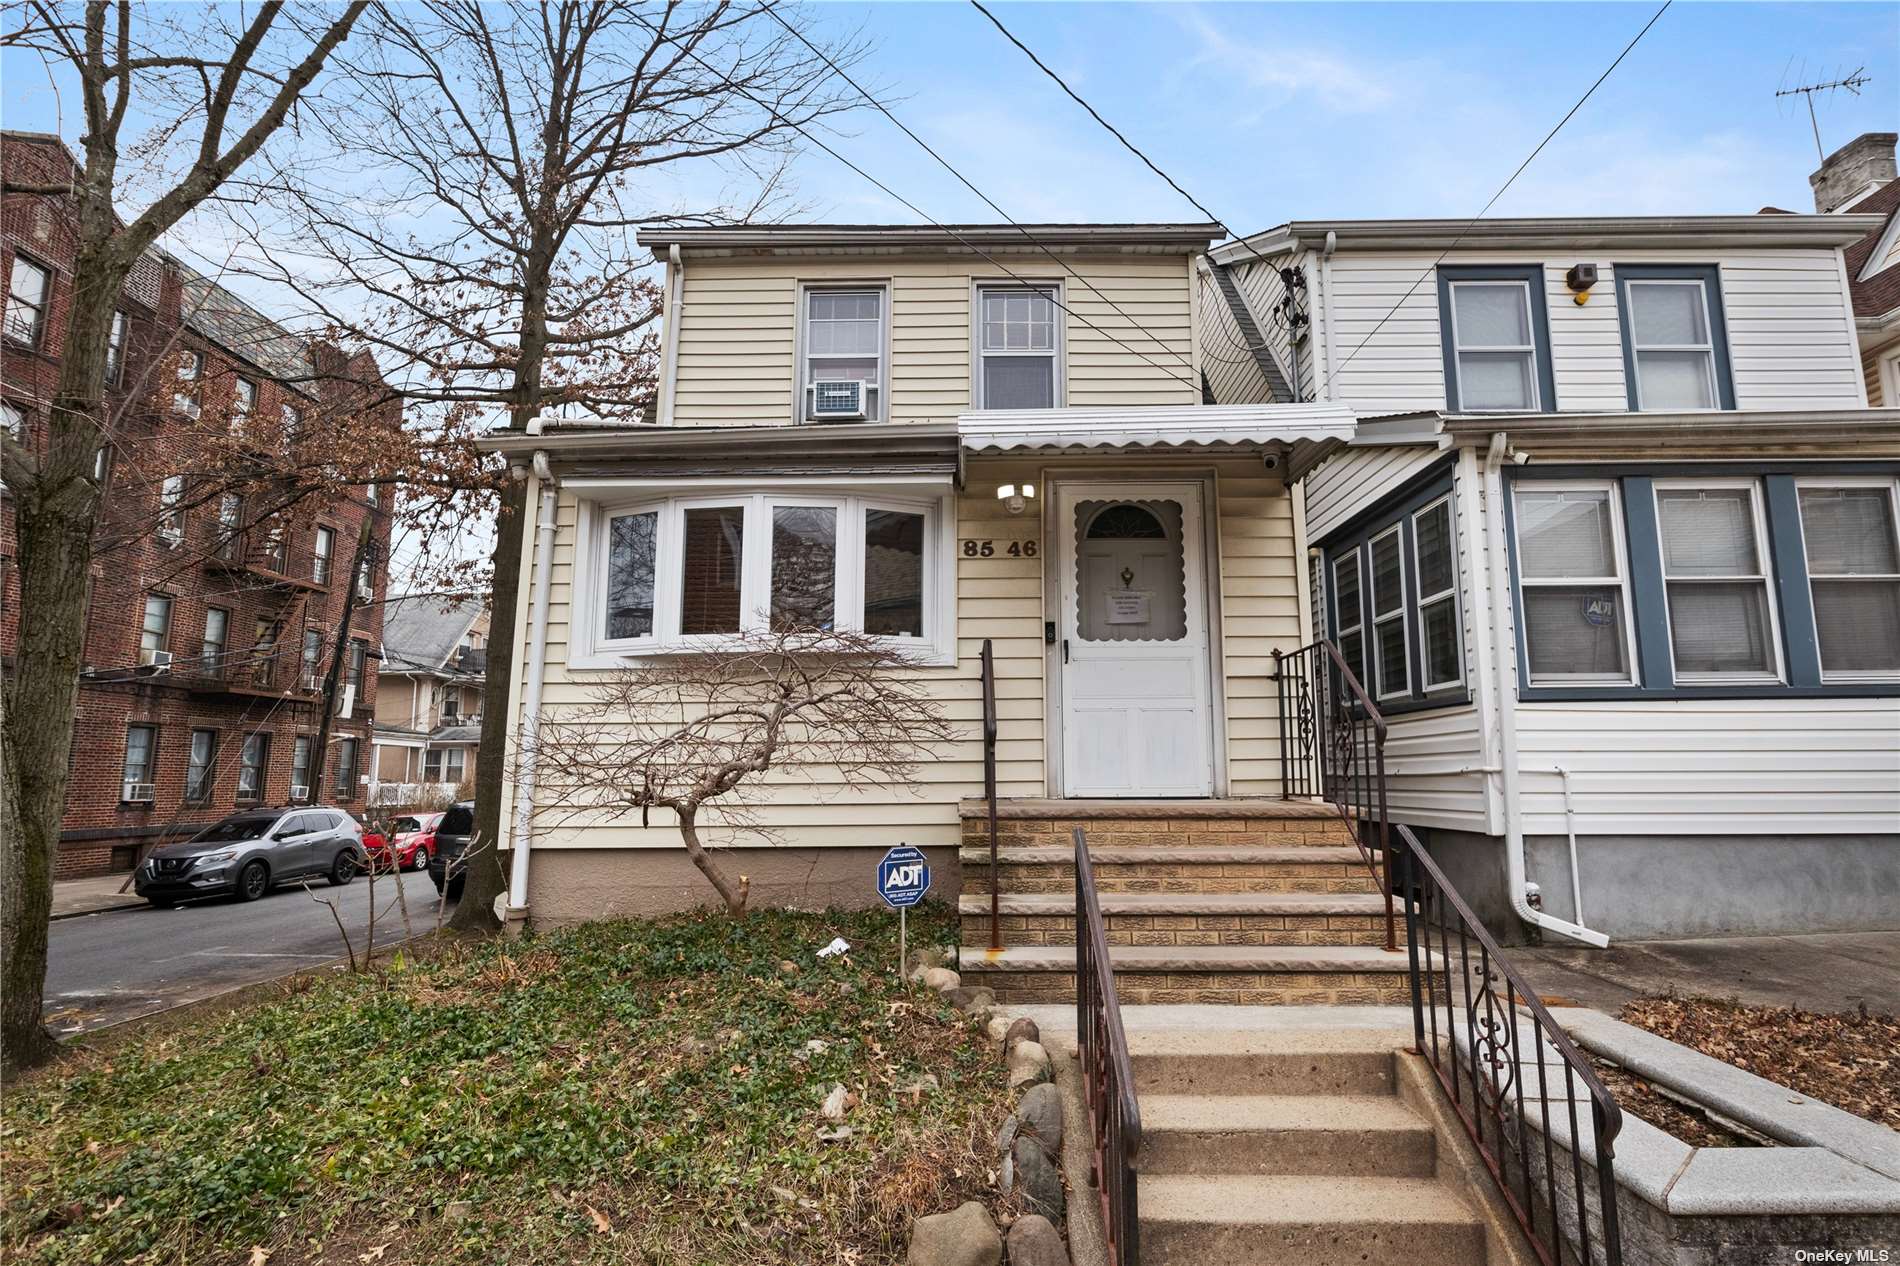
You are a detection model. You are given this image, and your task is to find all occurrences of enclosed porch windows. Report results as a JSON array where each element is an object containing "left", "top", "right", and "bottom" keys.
[
  {"left": 583, "top": 487, "right": 952, "bottom": 663},
  {"left": 1797, "top": 481, "right": 1900, "bottom": 680}
]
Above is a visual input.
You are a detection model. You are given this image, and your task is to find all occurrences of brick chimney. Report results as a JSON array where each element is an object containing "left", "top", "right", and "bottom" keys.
[{"left": 1811, "top": 132, "right": 1897, "bottom": 213}]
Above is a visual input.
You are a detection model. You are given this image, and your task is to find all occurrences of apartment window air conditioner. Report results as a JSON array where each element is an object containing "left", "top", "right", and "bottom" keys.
[
  {"left": 302, "top": 672, "right": 324, "bottom": 693},
  {"left": 122, "top": 781, "right": 155, "bottom": 803},
  {"left": 810, "top": 379, "right": 867, "bottom": 420},
  {"left": 337, "top": 683, "right": 356, "bottom": 716},
  {"left": 143, "top": 650, "right": 174, "bottom": 671},
  {"left": 289, "top": 783, "right": 310, "bottom": 801}
]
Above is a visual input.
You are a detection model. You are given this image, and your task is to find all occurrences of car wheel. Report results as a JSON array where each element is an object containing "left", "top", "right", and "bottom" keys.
[
  {"left": 235, "top": 860, "right": 270, "bottom": 903},
  {"left": 409, "top": 846, "right": 430, "bottom": 872},
  {"left": 327, "top": 850, "right": 359, "bottom": 887},
  {"left": 146, "top": 896, "right": 176, "bottom": 909}
]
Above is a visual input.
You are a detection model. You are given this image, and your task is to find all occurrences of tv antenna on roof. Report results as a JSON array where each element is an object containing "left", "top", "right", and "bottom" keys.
[{"left": 1777, "top": 65, "right": 1872, "bottom": 162}]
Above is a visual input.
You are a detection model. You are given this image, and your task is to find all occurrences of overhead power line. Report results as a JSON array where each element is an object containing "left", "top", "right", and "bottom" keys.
[
  {"left": 971, "top": 0, "right": 1673, "bottom": 399},
  {"left": 754, "top": 5, "right": 1203, "bottom": 392}
]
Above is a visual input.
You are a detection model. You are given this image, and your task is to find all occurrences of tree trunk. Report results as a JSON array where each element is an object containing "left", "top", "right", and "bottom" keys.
[
  {"left": 448, "top": 475, "right": 526, "bottom": 932},
  {"left": 2, "top": 248, "right": 122, "bottom": 1071},
  {"left": 677, "top": 807, "right": 750, "bottom": 918}
]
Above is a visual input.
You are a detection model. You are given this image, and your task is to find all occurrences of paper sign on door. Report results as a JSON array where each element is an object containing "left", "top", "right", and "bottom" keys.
[{"left": 1105, "top": 590, "right": 1151, "bottom": 624}]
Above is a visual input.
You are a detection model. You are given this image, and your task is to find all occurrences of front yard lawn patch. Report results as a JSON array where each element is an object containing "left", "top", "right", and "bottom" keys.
[
  {"left": 2, "top": 904, "right": 1009, "bottom": 1265},
  {"left": 1619, "top": 995, "right": 1900, "bottom": 1130}
]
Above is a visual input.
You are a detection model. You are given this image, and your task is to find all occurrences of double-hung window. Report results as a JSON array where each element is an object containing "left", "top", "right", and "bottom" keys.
[
  {"left": 588, "top": 489, "right": 948, "bottom": 662},
  {"left": 1439, "top": 267, "right": 1552, "bottom": 412},
  {"left": 202, "top": 607, "right": 230, "bottom": 669},
  {"left": 173, "top": 350, "right": 203, "bottom": 418},
  {"left": 1797, "top": 480, "right": 1900, "bottom": 680},
  {"left": 290, "top": 736, "right": 314, "bottom": 801},
  {"left": 138, "top": 593, "right": 173, "bottom": 667},
  {"left": 1512, "top": 484, "right": 1634, "bottom": 685},
  {"left": 334, "top": 738, "right": 359, "bottom": 799},
  {"left": 105, "top": 311, "right": 127, "bottom": 385},
  {"left": 215, "top": 493, "right": 243, "bottom": 560},
  {"left": 1331, "top": 553, "right": 1366, "bottom": 687},
  {"left": 976, "top": 284, "right": 1060, "bottom": 409},
  {"left": 1368, "top": 526, "right": 1409, "bottom": 699},
  {"left": 1654, "top": 483, "right": 1779, "bottom": 682},
  {"left": 238, "top": 733, "right": 270, "bottom": 801},
  {"left": 301, "top": 629, "right": 323, "bottom": 684},
  {"left": 186, "top": 730, "right": 218, "bottom": 804},
  {"left": 6, "top": 255, "right": 50, "bottom": 345},
  {"left": 1411, "top": 498, "right": 1463, "bottom": 690},
  {"left": 800, "top": 287, "right": 885, "bottom": 422},
  {"left": 122, "top": 725, "right": 156, "bottom": 803},
  {"left": 157, "top": 475, "right": 186, "bottom": 545},
  {"left": 1617, "top": 266, "right": 1732, "bottom": 411},
  {"left": 313, "top": 526, "right": 335, "bottom": 585}
]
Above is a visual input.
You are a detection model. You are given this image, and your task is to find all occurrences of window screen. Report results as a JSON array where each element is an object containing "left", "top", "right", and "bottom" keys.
[
  {"left": 1449, "top": 281, "right": 1536, "bottom": 411},
  {"left": 1627, "top": 280, "right": 1718, "bottom": 410},
  {"left": 978, "top": 286, "right": 1058, "bottom": 410},
  {"left": 1656, "top": 486, "right": 1774, "bottom": 679},
  {"left": 803, "top": 289, "right": 882, "bottom": 420},
  {"left": 1799, "top": 485, "right": 1900, "bottom": 677},
  {"left": 1515, "top": 487, "right": 1632, "bottom": 683}
]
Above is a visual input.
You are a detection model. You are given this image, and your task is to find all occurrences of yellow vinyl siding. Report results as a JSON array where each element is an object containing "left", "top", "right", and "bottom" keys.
[
  {"left": 511, "top": 456, "right": 1305, "bottom": 854},
  {"left": 670, "top": 255, "right": 1197, "bottom": 426}
]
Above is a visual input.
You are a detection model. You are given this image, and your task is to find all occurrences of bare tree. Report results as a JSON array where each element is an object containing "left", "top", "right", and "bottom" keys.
[
  {"left": 527, "top": 628, "right": 957, "bottom": 917},
  {"left": 220, "top": 0, "right": 863, "bottom": 931},
  {"left": 0, "top": 0, "right": 370, "bottom": 1072}
]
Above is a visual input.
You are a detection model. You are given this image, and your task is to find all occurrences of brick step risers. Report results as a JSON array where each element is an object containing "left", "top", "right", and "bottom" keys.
[
  {"left": 963, "top": 822, "right": 1362, "bottom": 851},
  {"left": 956, "top": 892, "right": 1391, "bottom": 948},
  {"left": 1138, "top": 1093, "right": 1436, "bottom": 1178},
  {"left": 956, "top": 846, "right": 1384, "bottom": 897},
  {"left": 1128, "top": 1032, "right": 1491, "bottom": 1266},
  {"left": 959, "top": 944, "right": 1424, "bottom": 1006}
]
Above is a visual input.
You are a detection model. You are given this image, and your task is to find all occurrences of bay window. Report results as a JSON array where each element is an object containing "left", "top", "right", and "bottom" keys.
[
  {"left": 584, "top": 488, "right": 951, "bottom": 662},
  {"left": 1331, "top": 552, "right": 1366, "bottom": 687},
  {"left": 1797, "top": 481, "right": 1900, "bottom": 680},
  {"left": 1322, "top": 476, "right": 1466, "bottom": 707},
  {"left": 1368, "top": 525, "right": 1409, "bottom": 699},
  {"left": 1411, "top": 497, "right": 1463, "bottom": 690},
  {"left": 975, "top": 283, "right": 1060, "bottom": 410},
  {"left": 1512, "top": 484, "right": 1634, "bottom": 686},
  {"left": 1654, "top": 483, "right": 1779, "bottom": 681}
]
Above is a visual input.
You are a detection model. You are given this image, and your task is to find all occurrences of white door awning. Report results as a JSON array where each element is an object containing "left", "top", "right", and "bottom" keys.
[{"left": 956, "top": 403, "right": 1356, "bottom": 480}]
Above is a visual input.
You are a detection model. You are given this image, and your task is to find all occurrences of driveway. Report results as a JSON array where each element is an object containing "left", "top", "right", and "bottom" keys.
[
  {"left": 45, "top": 869, "right": 452, "bottom": 1034},
  {"left": 1514, "top": 930, "right": 1900, "bottom": 1015}
]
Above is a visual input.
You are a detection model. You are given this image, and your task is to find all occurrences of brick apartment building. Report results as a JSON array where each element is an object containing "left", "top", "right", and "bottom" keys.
[{"left": 1, "top": 131, "right": 395, "bottom": 877}]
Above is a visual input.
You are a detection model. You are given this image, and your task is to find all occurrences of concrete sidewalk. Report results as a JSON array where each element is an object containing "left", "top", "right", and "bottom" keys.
[
  {"left": 51, "top": 873, "right": 146, "bottom": 919},
  {"left": 1513, "top": 930, "right": 1900, "bottom": 1015}
]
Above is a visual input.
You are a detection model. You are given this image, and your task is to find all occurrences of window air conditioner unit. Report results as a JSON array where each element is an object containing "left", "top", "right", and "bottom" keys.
[
  {"left": 337, "top": 683, "right": 356, "bottom": 716},
  {"left": 810, "top": 379, "right": 867, "bottom": 420},
  {"left": 144, "top": 650, "right": 174, "bottom": 671},
  {"left": 302, "top": 672, "right": 324, "bottom": 693},
  {"left": 289, "top": 783, "right": 310, "bottom": 801},
  {"left": 123, "top": 781, "right": 155, "bottom": 803}
]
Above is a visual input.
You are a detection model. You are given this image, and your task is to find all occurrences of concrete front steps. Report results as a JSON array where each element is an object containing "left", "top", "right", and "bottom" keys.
[
  {"left": 957, "top": 799, "right": 1408, "bottom": 1005},
  {"left": 1131, "top": 1029, "right": 1499, "bottom": 1266}
]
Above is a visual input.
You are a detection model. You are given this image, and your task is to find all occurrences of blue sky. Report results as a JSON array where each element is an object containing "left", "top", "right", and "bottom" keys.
[{"left": 778, "top": 1, "right": 1896, "bottom": 226}]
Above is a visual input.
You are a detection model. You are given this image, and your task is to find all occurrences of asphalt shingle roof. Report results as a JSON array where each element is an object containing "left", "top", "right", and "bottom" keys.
[
  {"left": 381, "top": 594, "right": 485, "bottom": 675},
  {"left": 1845, "top": 180, "right": 1900, "bottom": 320}
]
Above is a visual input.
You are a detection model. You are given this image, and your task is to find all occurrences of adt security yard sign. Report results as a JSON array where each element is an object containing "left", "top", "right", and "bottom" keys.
[
  {"left": 878, "top": 844, "right": 931, "bottom": 982},
  {"left": 877, "top": 845, "right": 931, "bottom": 909}
]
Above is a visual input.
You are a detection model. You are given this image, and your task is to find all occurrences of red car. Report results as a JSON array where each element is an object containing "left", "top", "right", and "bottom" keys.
[{"left": 364, "top": 812, "right": 443, "bottom": 873}]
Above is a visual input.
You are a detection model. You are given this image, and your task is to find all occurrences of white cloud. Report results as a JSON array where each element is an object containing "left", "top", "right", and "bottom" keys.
[{"left": 1170, "top": 6, "right": 1400, "bottom": 118}]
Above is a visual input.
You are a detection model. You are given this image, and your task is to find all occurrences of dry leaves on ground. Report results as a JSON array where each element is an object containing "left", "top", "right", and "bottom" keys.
[{"left": 1620, "top": 995, "right": 1899, "bottom": 1129}]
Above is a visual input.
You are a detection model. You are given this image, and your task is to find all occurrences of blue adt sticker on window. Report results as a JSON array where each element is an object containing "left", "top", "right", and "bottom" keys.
[
  {"left": 877, "top": 845, "right": 931, "bottom": 909},
  {"left": 1582, "top": 597, "right": 1616, "bottom": 627}
]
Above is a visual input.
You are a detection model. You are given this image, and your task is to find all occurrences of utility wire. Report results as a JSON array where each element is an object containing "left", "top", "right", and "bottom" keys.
[
  {"left": 755, "top": 4, "right": 1203, "bottom": 391},
  {"left": 655, "top": 22, "right": 1203, "bottom": 397},
  {"left": 1320, "top": 0, "right": 1672, "bottom": 392}
]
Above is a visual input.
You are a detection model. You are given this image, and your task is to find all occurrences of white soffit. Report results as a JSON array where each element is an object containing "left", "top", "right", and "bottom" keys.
[{"left": 956, "top": 403, "right": 1357, "bottom": 455}]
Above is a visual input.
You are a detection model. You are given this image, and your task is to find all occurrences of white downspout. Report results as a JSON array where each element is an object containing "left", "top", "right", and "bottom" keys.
[
  {"left": 659, "top": 244, "right": 684, "bottom": 426},
  {"left": 1484, "top": 430, "right": 1609, "bottom": 947},
  {"left": 1317, "top": 233, "right": 1339, "bottom": 401},
  {"left": 506, "top": 449, "right": 559, "bottom": 916}
]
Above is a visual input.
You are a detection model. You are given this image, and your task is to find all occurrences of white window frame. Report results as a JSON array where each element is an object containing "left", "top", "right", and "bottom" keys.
[
  {"left": 1410, "top": 495, "right": 1465, "bottom": 692},
  {"left": 1331, "top": 551, "right": 1367, "bottom": 688},
  {"left": 138, "top": 593, "right": 173, "bottom": 666},
  {"left": 972, "top": 280, "right": 1065, "bottom": 411},
  {"left": 795, "top": 282, "right": 890, "bottom": 424},
  {"left": 290, "top": 736, "right": 313, "bottom": 802},
  {"left": 1794, "top": 474, "right": 1900, "bottom": 683},
  {"left": 6, "top": 254, "right": 50, "bottom": 345},
  {"left": 203, "top": 607, "right": 230, "bottom": 666},
  {"left": 1651, "top": 479, "right": 1784, "bottom": 685},
  {"left": 313, "top": 525, "right": 335, "bottom": 585},
  {"left": 105, "top": 310, "right": 127, "bottom": 385},
  {"left": 1511, "top": 479, "right": 1638, "bottom": 687},
  {"left": 121, "top": 724, "right": 156, "bottom": 803},
  {"left": 1625, "top": 278, "right": 1721, "bottom": 412},
  {"left": 1446, "top": 279, "right": 1539, "bottom": 413},
  {"left": 1879, "top": 347, "right": 1900, "bottom": 408},
  {"left": 238, "top": 732, "right": 269, "bottom": 800},
  {"left": 157, "top": 474, "right": 186, "bottom": 546},
  {"left": 1367, "top": 523, "right": 1411, "bottom": 701},
  {"left": 571, "top": 480, "right": 956, "bottom": 667},
  {"left": 173, "top": 350, "right": 203, "bottom": 418},
  {"left": 185, "top": 729, "right": 218, "bottom": 804}
]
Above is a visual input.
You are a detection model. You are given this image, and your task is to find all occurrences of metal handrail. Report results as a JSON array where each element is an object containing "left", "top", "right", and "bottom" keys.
[
  {"left": 1073, "top": 826, "right": 1140, "bottom": 1266},
  {"left": 979, "top": 638, "right": 1001, "bottom": 950},
  {"left": 1273, "top": 641, "right": 1395, "bottom": 951},
  {"left": 1394, "top": 823, "right": 1624, "bottom": 1266}
]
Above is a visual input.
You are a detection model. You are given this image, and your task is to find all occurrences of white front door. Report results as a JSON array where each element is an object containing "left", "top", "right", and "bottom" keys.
[{"left": 1056, "top": 481, "right": 1214, "bottom": 797}]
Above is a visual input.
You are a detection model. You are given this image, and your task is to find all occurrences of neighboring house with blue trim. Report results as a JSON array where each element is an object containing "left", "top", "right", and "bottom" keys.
[
  {"left": 1203, "top": 173, "right": 1900, "bottom": 942},
  {"left": 370, "top": 594, "right": 488, "bottom": 801}
]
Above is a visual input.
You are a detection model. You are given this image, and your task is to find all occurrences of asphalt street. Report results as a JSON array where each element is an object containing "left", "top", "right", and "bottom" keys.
[{"left": 45, "top": 869, "right": 452, "bottom": 1034}]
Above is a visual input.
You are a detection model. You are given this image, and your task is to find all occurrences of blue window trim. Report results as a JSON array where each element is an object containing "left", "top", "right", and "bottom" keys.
[
  {"left": 1505, "top": 463, "right": 1900, "bottom": 701},
  {"left": 1613, "top": 264, "right": 1736, "bottom": 411},
  {"left": 1318, "top": 466, "right": 1472, "bottom": 716},
  {"left": 1436, "top": 265, "right": 1557, "bottom": 414}
]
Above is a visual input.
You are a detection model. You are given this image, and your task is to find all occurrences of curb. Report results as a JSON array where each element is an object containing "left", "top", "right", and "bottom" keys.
[{"left": 51, "top": 898, "right": 147, "bottom": 921}]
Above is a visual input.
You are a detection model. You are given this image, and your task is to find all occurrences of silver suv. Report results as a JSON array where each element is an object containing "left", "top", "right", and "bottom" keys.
[{"left": 135, "top": 806, "right": 368, "bottom": 908}]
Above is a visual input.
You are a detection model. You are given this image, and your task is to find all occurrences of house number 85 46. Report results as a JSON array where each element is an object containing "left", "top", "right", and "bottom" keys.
[{"left": 962, "top": 539, "right": 1037, "bottom": 558}]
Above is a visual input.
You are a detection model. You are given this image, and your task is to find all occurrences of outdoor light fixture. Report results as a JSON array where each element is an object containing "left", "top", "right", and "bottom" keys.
[
  {"left": 1565, "top": 263, "right": 1599, "bottom": 305},
  {"left": 997, "top": 483, "right": 1036, "bottom": 515}
]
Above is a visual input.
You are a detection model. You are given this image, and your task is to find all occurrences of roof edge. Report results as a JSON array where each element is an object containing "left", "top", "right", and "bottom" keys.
[{"left": 1210, "top": 215, "right": 1886, "bottom": 264}]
